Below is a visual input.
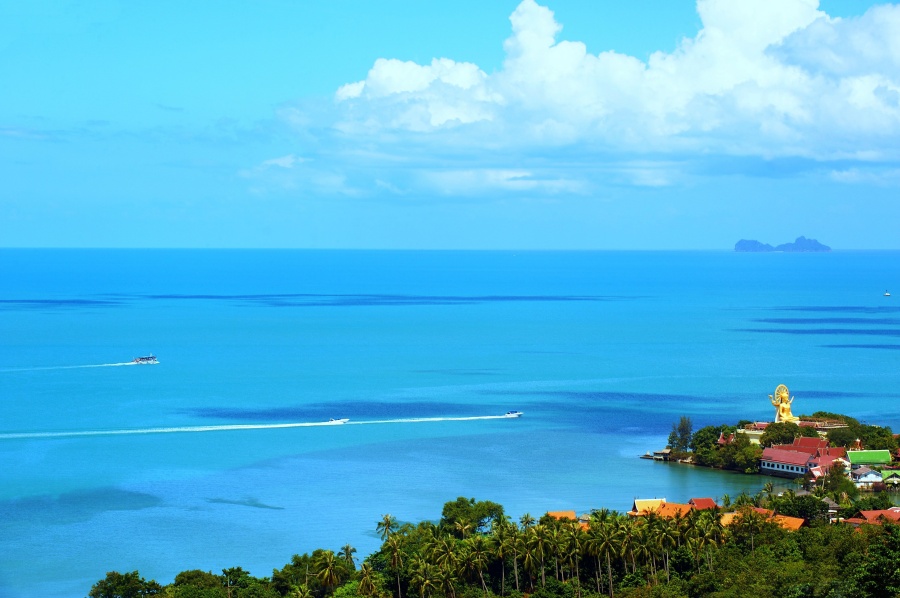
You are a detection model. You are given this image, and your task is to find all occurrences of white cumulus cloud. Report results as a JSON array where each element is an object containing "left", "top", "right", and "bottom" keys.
[{"left": 333, "top": 0, "right": 900, "bottom": 161}]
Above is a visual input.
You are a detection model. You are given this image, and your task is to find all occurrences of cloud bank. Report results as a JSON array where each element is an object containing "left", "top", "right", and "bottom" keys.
[{"left": 254, "top": 0, "right": 900, "bottom": 196}]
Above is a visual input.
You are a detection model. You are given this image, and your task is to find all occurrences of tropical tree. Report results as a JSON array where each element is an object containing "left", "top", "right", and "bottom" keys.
[
  {"left": 377, "top": 514, "right": 398, "bottom": 541},
  {"left": 315, "top": 550, "right": 341, "bottom": 594},
  {"left": 338, "top": 544, "right": 357, "bottom": 569},
  {"left": 385, "top": 534, "right": 405, "bottom": 598},
  {"left": 293, "top": 585, "right": 313, "bottom": 598},
  {"left": 461, "top": 535, "right": 490, "bottom": 595},
  {"left": 88, "top": 571, "right": 163, "bottom": 598},
  {"left": 409, "top": 557, "right": 437, "bottom": 598},
  {"left": 529, "top": 524, "right": 549, "bottom": 588},
  {"left": 497, "top": 520, "right": 521, "bottom": 593},
  {"left": 434, "top": 565, "right": 459, "bottom": 598},
  {"left": 357, "top": 563, "right": 377, "bottom": 597},
  {"left": 591, "top": 518, "right": 619, "bottom": 598}
]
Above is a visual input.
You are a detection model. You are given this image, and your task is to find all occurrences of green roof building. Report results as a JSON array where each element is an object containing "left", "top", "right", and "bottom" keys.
[{"left": 847, "top": 449, "right": 892, "bottom": 466}]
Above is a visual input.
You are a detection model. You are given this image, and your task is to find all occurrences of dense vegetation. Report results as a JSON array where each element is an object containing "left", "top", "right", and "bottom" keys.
[{"left": 89, "top": 495, "right": 900, "bottom": 598}]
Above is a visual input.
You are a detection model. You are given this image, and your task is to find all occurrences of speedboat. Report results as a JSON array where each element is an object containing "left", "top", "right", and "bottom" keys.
[
  {"left": 132, "top": 354, "right": 158, "bottom": 365},
  {"left": 504, "top": 410, "right": 523, "bottom": 418},
  {"left": 327, "top": 418, "right": 349, "bottom": 425}
]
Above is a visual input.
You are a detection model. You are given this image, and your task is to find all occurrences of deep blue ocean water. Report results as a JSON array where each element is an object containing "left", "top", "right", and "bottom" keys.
[{"left": 1, "top": 249, "right": 899, "bottom": 597}]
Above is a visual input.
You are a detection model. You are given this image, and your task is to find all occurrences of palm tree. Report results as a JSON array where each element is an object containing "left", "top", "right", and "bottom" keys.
[
  {"left": 357, "top": 563, "right": 377, "bottom": 597},
  {"left": 315, "top": 551, "right": 341, "bottom": 595},
  {"left": 429, "top": 535, "right": 459, "bottom": 573},
  {"left": 435, "top": 564, "right": 459, "bottom": 598},
  {"left": 462, "top": 535, "right": 490, "bottom": 595},
  {"left": 519, "top": 536, "right": 538, "bottom": 592},
  {"left": 409, "top": 557, "right": 436, "bottom": 598},
  {"left": 377, "top": 514, "right": 398, "bottom": 541},
  {"left": 530, "top": 524, "right": 549, "bottom": 588},
  {"left": 520, "top": 513, "right": 535, "bottom": 529},
  {"left": 493, "top": 522, "right": 517, "bottom": 595},
  {"left": 616, "top": 517, "right": 636, "bottom": 574},
  {"left": 338, "top": 544, "right": 357, "bottom": 569},
  {"left": 292, "top": 585, "right": 313, "bottom": 598},
  {"left": 656, "top": 519, "right": 678, "bottom": 583},
  {"left": 549, "top": 525, "right": 562, "bottom": 581},
  {"left": 593, "top": 519, "right": 618, "bottom": 598},
  {"left": 386, "top": 534, "right": 405, "bottom": 598},
  {"left": 453, "top": 520, "right": 474, "bottom": 539},
  {"left": 631, "top": 523, "right": 652, "bottom": 580},
  {"left": 564, "top": 520, "right": 583, "bottom": 591}
]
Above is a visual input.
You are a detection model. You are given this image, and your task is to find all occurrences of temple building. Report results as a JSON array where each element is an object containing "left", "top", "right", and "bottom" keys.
[{"left": 759, "top": 437, "right": 848, "bottom": 479}]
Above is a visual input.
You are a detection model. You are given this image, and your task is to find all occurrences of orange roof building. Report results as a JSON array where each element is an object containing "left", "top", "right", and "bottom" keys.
[
  {"left": 546, "top": 510, "right": 578, "bottom": 521},
  {"left": 654, "top": 503, "right": 693, "bottom": 519},
  {"left": 720, "top": 507, "right": 805, "bottom": 531}
]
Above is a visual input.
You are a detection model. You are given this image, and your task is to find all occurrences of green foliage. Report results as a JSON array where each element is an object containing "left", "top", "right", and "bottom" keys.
[
  {"left": 439, "top": 496, "right": 505, "bottom": 534},
  {"left": 89, "top": 571, "right": 163, "bottom": 598},
  {"left": 769, "top": 493, "right": 830, "bottom": 525},
  {"left": 854, "top": 523, "right": 900, "bottom": 597},
  {"left": 798, "top": 426, "right": 820, "bottom": 438},
  {"left": 718, "top": 433, "right": 762, "bottom": 473},
  {"left": 838, "top": 491, "right": 895, "bottom": 519},
  {"left": 827, "top": 426, "right": 858, "bottom": 448},
  {"left": 666, "top": 416, "right": 692, "bottom": 454},
  {"left": 820, "top": 412, "right": 898, "bottom": 452},
  {"left": 688, "top": 425, "right": 722, "bottom": 453},
  {"left": 88, "top": 492, "right": 900, "bottom": 598},
  {"left": 821, "top": 462, "right": 859, "bottom": 501},
  {"left": 809, "top": 411, "right": 860, "bottom": 426},
  {"left": 758, "top": 421, "right": 801, "bottom": 447},
  {"left": 171, "top": 570, "right": 227, "bottom": 598}
]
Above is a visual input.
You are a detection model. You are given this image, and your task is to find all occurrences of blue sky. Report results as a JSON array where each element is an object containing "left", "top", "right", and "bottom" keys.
[{"left": 1, "top": 0, "right": 897, "bottom": 249}]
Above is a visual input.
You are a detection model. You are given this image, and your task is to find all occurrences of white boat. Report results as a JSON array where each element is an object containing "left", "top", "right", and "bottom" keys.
[
  {"left": 326, "top": 418, "right": 349, "bottom": 425},
  {"left": 504, "top": 410, "right": 523, "bottom": 418},
  {"left": 132, "top": 354, "right": 158, "bottom": 365},
  {"left": 885, "top": 290, "right": 891, "bottom": 297}
]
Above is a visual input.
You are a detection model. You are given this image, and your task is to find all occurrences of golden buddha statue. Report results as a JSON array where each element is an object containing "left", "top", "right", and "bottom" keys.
[{"left": 769, "top": 384, "right": 799, "bottom": 423}]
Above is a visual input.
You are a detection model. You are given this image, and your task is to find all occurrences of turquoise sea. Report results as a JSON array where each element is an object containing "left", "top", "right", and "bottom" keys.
[{"left": 1, "top": 249, "right": 899, "bottom": 598}]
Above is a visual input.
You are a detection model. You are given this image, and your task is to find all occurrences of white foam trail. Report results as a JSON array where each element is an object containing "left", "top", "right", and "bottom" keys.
[
  {"left": 345, "top": 415, "right": 508, "bottom": 425},
  {"left": 0, "top": 362, "right": 137, "bottom": 373},
  {"left": 0, "top": 415, "right": 515, "bottom": 441}
]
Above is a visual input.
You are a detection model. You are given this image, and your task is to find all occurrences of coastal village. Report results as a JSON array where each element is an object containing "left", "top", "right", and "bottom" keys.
[{"left": 616, "top": 384, "right": 900, "bottom": 531}]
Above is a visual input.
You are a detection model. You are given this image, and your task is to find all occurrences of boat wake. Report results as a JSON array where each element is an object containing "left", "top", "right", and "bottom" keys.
[
  {"left": 0, "top": 362, "right": 139, "bottom": 373},
  {"left": 0, "top": 415, "right": 519, "bottom": 440}
]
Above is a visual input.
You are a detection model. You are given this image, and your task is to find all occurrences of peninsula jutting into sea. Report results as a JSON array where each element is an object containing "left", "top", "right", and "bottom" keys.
[{"left": 734, "top": 236, "right": 831, "bottom": 252}]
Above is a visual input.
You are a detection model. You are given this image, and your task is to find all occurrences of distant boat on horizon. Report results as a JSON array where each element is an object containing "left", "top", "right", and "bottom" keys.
[
  {"left": 886, "top": 290, "right": 892, "bottom": 297},
  {"left": 327, "top": 418, "right": 349, "bottom": 425}
]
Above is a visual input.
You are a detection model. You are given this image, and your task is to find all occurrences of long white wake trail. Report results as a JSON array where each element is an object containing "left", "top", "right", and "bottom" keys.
[
  {"left": 0, "top": 415, "right": 513, "bottom": 441},
  {"left": 0, "top": 362, "right": 137, "bottom": 373}
]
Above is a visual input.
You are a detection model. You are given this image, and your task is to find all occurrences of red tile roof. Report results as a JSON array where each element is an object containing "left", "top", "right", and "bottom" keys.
[
  {"left": 689, "top": 498, "right": 718, "bottom": 510},
  {"left": 761, "top": 448, "right": 813, "bottom": 466},
  {"left": 859, "top": 508, "right": 900, "bottom": 524},
  {"left": 795, "top": 437, "right": 829, "bottom": 449}
]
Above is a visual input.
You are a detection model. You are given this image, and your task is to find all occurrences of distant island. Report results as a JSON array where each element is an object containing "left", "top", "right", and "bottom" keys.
[{"left": 735, "top": 236, "right": 831, "bottom": 252}]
